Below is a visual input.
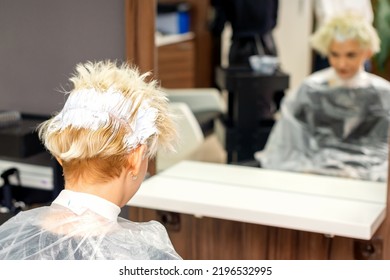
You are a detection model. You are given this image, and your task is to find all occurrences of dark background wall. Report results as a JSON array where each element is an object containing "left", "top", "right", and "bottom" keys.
[{"left": 0, "top": 0, "right": 125, "bottom": 116}]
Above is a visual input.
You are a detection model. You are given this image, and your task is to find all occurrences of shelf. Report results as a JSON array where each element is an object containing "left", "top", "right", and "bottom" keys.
[{"left": 155, "top": 32, "right": 194, "bottom": 47}]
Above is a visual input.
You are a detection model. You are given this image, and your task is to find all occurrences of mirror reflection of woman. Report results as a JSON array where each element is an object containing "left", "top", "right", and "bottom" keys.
[{"left": 255, "top": 12, "right": 390, "bottom": 182}]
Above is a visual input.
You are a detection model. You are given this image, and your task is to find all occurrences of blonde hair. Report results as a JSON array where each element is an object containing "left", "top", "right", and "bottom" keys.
[
  {"left": 310, "top": 12, "right": 380, "bottom": 56},
  {"left": 38, "top": 60, "right": 176, "bottom": 184}
]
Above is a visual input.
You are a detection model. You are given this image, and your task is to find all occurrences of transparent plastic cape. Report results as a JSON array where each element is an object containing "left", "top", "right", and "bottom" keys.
[
  {"left": 255, "top": 69, "right": 390, "bottom": 182},
  {"left": 0, "top": 204, "right": 182, "bottom": 260}
]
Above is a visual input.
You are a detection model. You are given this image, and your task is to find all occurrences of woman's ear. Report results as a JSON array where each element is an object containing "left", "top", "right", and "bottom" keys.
[
  {"left": 364, "top": 49, "right": 373, "bottom": 60},
  {"left": 127, "top": 145, "right": 147, "bottom": 176}
]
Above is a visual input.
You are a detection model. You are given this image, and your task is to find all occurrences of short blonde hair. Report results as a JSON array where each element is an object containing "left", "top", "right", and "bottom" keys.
[
  {"left": 310, "top": 12, "right": 380, "bottom": 56},
  {"left": 38, "top": 61, "right": 176, "bottom": 183}
]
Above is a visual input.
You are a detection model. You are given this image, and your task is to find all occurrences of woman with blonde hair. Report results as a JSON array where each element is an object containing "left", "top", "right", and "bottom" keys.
[
  {"left": 255, "top": 13, "right": 390, "bottom": 182},
  {"left": 0, "top": 60, "right": 181, "bottom": 260}
]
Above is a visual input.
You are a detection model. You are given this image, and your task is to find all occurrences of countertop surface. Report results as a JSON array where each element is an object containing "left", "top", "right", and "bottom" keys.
[{"left": 129, "top": 160, "right": 387, "bottom": 240}]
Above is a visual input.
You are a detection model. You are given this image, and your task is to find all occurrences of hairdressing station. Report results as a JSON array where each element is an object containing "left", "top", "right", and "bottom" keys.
[
  {"left": 130, "top": 160, "right": 386, "bottom": 241},
  {"left": 1, "top": 0, "right": 390, "bottom": 260},
  {"left": 1, "top": 156, "right": 388, "bottom": 259},
  {"left": 128, "top": 160, "right": 389, "bottom": 259}
]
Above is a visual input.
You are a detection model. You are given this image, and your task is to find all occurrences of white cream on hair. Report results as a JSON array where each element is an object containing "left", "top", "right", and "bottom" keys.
[{"left": 47, "top": 87, "right": 158, "bottom": 151}]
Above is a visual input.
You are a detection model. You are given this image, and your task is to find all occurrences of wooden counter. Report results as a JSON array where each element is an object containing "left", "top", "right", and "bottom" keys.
[{"left": 128, "top": 161, "right": 388, "bottom": 259}]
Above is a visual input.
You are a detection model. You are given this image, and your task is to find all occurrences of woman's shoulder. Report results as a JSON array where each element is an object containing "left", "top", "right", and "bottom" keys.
[
  {"left": 287, "top": 68, "right": 330, "bottom": 99},
  {"left": 117, "top": 219, "right": 182, "bottom": 259},
  {"left": 366, "top": 72, "right": 390, "bottom": 91}
]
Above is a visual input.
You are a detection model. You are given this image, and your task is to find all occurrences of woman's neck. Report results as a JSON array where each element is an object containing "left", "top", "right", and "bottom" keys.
[
  {"left": 64, "top": 172, "right": 126, "bottom": 207},
  {"left": 329, "top": 67, "right": 369, "bottom": 88}
]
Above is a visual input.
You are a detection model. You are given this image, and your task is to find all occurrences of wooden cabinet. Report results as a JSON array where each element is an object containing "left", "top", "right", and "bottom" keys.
[
  {"left": 157, "top": 39, "right": 196, "bottom": 88},
  {"left": 157, "top": 0, "right": 213, "bottom": 87},
  {"left": 129, "top": 207, "right": 363, "bottom": 260},
  {"left": 130, "top": 207, "right": 390, "bottom": 260}
]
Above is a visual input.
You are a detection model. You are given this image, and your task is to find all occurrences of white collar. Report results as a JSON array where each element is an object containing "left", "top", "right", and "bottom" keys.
[
  {"left": 327, "top": 67, "right": 371, "bottom": 88},
  {"left": 52, "top": 190, "right": 121, "bottom": 222}
]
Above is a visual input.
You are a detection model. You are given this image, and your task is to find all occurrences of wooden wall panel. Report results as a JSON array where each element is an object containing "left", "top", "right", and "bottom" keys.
[
  {"left": 125, "top": 0, "right": 156, "bottom": 73},
  {"left": 125, "top": 0, "right": 157, "bottom": 176},
  {"left": 184, "top": 0, "right": 213, "bottom": 87}
]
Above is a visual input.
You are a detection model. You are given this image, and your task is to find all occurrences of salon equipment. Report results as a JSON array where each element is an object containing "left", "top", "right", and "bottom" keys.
[
  {"left": 156, "top": 102, "right": 204, "bottom": 172},
  {"left": 215, "top": 66, "right": 289, "bottom": 163},
  {"left": 164, "top": 87, "right": 226, "bottom": 137},
  {"left": 0, "top": 113, "right": 43, "bottom": 158},
  {"left": 0, "top": 114, "right": 63, "bottom": 219}
]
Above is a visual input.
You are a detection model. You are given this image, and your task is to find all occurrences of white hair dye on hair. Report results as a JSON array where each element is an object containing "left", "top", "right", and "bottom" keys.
[
  {"left": 310, "top": 12, "right": 380, "bottom": 56},
  {"left": 47, "top": 87, "right": 158, "bottom": 151}
]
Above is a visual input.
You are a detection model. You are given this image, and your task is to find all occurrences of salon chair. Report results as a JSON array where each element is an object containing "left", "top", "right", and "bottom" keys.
[
  {"left": 156, "top": 102, "right": 205, "bottom": 172},
  {"left": 163, "top": 87, "right": 226, "bottom": 137}
]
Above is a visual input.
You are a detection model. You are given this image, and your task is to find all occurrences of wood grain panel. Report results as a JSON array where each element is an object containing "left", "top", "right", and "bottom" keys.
[
  {"left": 194, "top": 217, "right": 244, "bottom": 259},
  {"left": 125, "top": 0, "right": 156, "bottom": 73},
  {"left": 125, "top": 0, "right": 157, "bottom": 175},
  {"left": 128, "top": 205, "right": 386, "bottom": 259},
  {"left": 241, "top": 223, "right": 269, "bottom": 259},
  {"left": 368, "top": 134, "right": 390, "bottom": 259},
  {"left": 157, "top": 0, "right": 213, "bottom": 87},
  {"left": 296, "top": 232, "right": 331, "bottom": 260},
  {"left": 157, "top": 40, "right": 195, "bottom": 88}
]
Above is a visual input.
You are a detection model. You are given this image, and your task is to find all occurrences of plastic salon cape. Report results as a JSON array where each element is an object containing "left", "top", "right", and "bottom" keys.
[
  {"left": 255, "top": 68, "right": 390, "bottom": 182},
  {"left": 0, "top": 190, "right": 182, "bottom": 260}
]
